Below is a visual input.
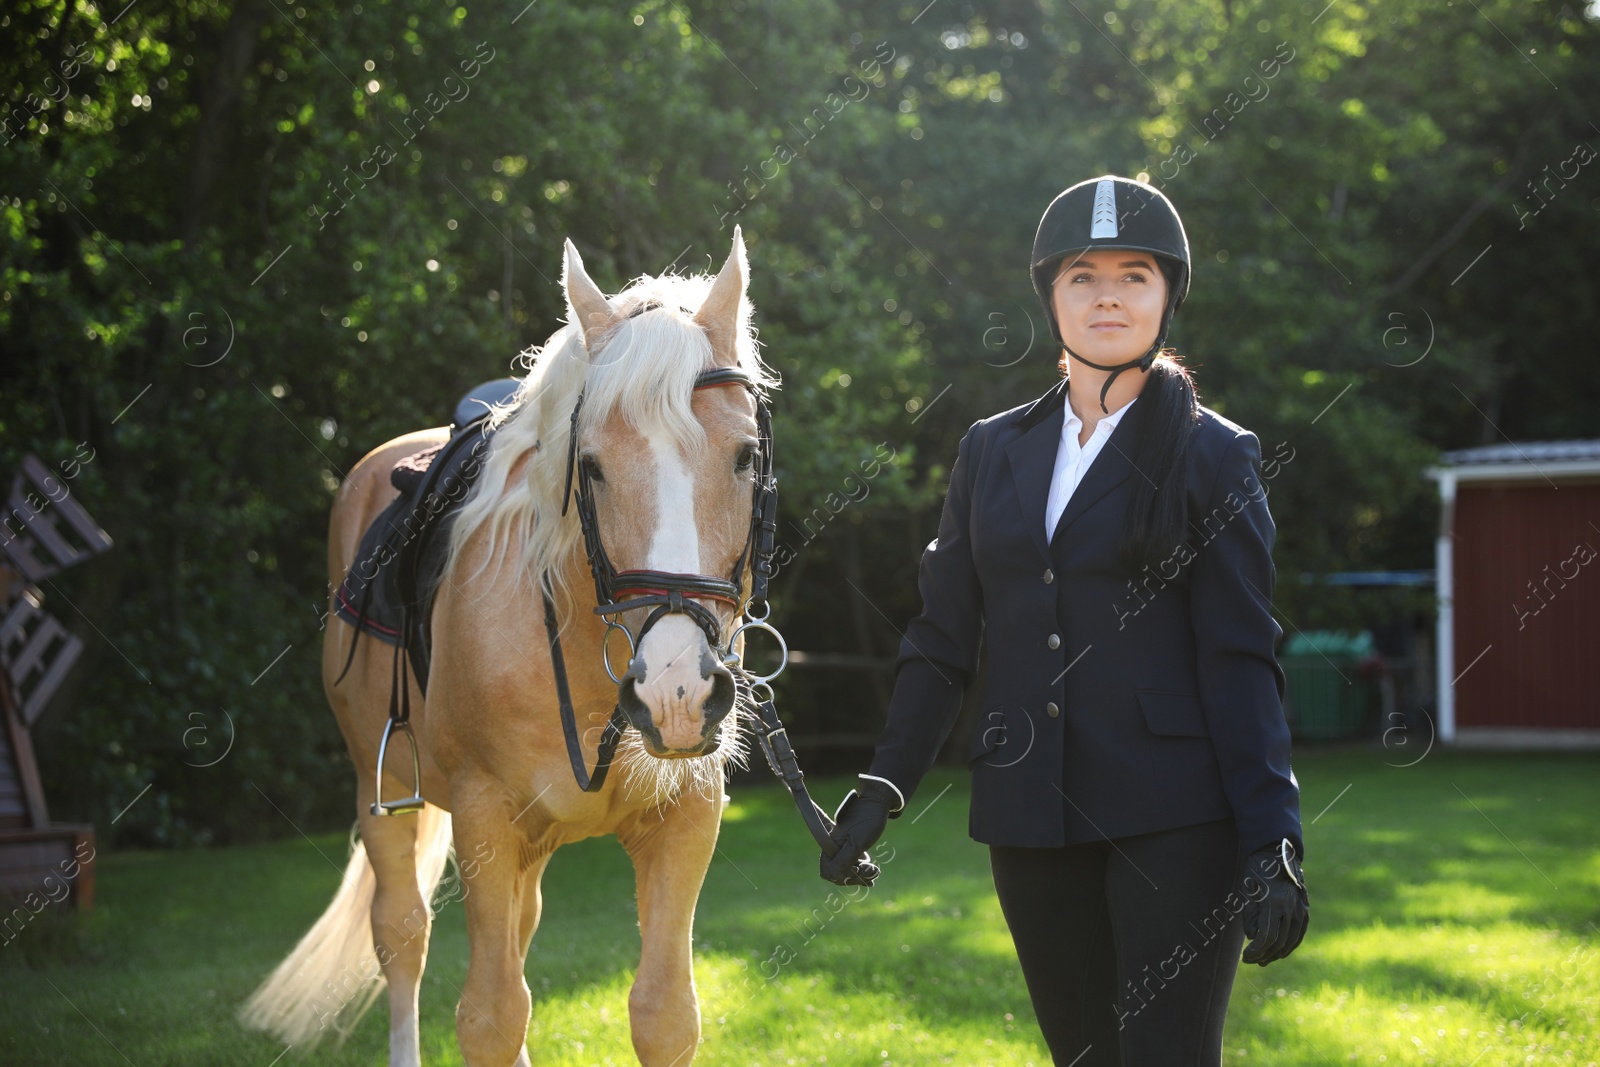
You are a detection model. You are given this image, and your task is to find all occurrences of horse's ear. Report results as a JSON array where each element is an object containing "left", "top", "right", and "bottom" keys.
[
  {"left": 563, "top": 238, "right": 615, "bottom": 356},
  {"left": 694, "top": 225, "right": 749, "bottom": 367}
]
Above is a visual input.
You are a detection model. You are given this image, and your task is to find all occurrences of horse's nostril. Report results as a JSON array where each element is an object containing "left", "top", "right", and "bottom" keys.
[
  {"left": 617, "top": 675, "right": 649, "bottom": 722},
  {"left": 701, "top": 663, "right": 736, "bottom": 722}
]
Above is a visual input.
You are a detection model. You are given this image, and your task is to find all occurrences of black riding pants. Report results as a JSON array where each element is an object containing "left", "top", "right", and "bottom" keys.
[{"left": 988, "top": 818, "right": 1246, "bottom": 1067}]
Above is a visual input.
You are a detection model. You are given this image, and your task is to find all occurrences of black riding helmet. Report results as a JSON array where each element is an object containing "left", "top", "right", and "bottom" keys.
[{"left": 1031, "top": 175, "right": 1191, "bottom": 413}]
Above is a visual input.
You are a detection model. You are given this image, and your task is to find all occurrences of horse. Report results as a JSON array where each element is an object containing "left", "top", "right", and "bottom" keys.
[{"left": 241, "top": 230, "right": 782, "bottom": 1066}]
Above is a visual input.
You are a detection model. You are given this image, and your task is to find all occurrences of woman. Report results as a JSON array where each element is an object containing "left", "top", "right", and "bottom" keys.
[{"left": 818, "top": 175, "right": 1309, "bottom": 1066}]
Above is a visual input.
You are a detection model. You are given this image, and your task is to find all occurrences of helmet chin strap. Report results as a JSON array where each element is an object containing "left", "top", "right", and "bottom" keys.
[{"left": 1062, "top": 336, "right": 1164, "bottom": 414}]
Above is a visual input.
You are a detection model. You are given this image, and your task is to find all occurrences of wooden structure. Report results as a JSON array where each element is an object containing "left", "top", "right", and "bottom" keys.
[
  {"left": 0, "top": 667, "right": 95, "bottom": 913},
  {"left": 1426, "top": 440, "right": 1600, "bottom": 746},
  {"left": 0, "top": 453, "right": 111, "bottom": 915}
]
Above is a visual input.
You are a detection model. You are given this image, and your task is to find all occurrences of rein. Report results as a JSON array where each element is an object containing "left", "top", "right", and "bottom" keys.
[{"left": 539, "top": 364, "right": 845, "bottom": 856}]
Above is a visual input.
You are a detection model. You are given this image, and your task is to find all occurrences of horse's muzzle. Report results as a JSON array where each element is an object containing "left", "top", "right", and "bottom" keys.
[{"left": 617, "top": 639, "right": 737, "bottom": 757}]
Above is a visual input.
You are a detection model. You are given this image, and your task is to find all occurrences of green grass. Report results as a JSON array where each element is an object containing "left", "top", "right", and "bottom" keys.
[{"left": 2, "top": 748, "right": 1597, "bottom": 1065}]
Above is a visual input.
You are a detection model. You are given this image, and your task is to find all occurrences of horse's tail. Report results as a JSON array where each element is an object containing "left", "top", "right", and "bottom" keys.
[{"left": 238, "top": 804, "right": 455, "bottom": 1047}]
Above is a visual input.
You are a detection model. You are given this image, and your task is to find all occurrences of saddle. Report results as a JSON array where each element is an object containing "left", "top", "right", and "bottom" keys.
[{"left": 333, "top": 378, "right": 518, "bottom": 693}]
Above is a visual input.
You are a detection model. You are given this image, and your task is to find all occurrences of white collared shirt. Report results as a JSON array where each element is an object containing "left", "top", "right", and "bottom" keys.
[{"left": 1044, "top": 392, "right": 1137, "bottom": 543}]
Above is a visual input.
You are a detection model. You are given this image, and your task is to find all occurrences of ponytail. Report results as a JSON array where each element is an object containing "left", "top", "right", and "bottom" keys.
[{"left": 1116, "top": 353, "right": 1200, "bottom": 575}]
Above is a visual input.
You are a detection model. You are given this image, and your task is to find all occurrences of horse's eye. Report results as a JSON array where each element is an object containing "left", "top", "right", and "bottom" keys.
[
  {"left": 581, "top": 455, "right": 605, "bottom": 483},
  {"left": 736, "top": 444, "right": 760, "bottom": 472}
]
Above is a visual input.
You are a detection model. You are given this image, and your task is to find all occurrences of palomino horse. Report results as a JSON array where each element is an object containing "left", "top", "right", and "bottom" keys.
[{"left": 242, "top": 231, "right": 781, "bottom": 1065}]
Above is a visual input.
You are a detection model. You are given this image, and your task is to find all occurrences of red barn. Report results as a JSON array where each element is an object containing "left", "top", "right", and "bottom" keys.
[{"left": 1427, "top": 441, "right": 1600, "bottom": 746}]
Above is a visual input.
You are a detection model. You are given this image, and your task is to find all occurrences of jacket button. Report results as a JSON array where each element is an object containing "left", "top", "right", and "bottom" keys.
[
  {"left": 1042, "top": 568, "right": 1054, "bottom": 584},
  {"left": 1045, "top": 702, "right": 1060, "bottom": 718},
  {"left": 1047, "top": 633, "right": 1061, "bottom": 650}
]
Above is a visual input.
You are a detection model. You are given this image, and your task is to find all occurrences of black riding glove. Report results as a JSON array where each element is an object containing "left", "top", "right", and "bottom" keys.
[
  {"left": 1239, "top": 838, "right": 1310, "bottom": 965},
  {"left": 818, "top": 775, "right": 904, "bottom": 887}
]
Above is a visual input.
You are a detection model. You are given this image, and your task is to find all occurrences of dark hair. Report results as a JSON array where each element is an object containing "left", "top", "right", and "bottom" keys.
[
  {"left": 1053, "top": 351, "right": 1201, "bottom": 576},
  {"left": 1123, "top": 354, "right": 1200, "bottom": 574}
]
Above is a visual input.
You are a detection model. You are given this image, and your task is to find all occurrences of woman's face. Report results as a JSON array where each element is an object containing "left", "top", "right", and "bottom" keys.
[{"left": 1050, "top": 249, "right": 1168, "bottom": 365}]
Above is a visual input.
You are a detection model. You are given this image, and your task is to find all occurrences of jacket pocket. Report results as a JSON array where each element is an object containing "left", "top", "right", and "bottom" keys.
[
  {"left": 969, "top": 706, "right": 1007, "bottom": 763},
  {"left": 1137, "top": 689, "right": 1210, "bottom": 738},
  {"left": 970, "top": 703, "right": 1034, "bottom": 767}
]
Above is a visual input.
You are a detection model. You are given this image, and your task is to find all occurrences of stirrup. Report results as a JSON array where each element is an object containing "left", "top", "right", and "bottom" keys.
[{"left": 370, "top": 719, "right": 426, "bottom": 816}]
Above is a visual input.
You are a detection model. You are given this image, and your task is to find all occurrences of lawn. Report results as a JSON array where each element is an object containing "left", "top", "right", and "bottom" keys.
[{"left": 2, "top": 747, "right": 1596, "bottom": 1066}]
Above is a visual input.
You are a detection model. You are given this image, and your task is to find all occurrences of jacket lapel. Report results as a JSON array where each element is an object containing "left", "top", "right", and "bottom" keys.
[
  {"left": 1004, "top": 378, "right": 1070, "bottom": 563},
  {"left": 1051, "top": 392, "right": 1148, "bottom": 544},
  {"left": 1002, "top": 378, "right": 1151, "bottom": 563}
]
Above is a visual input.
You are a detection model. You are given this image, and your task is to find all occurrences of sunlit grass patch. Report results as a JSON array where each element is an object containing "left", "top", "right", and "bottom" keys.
[
  {"left": 1391, "top": 878, "right": 1527, "bottom": 923},
  {"left": 690, "top": 951, "right": 1049, "bottom": 1067},
  {"left": 1, "top": 752, "right": 1595, "bottom": 1065},
  {"left": 524, "top": 972, "right": 634, "bottom": 1065},
  {"left": 1242, "top": 922, "right": 1600, "bottom": 1065}
]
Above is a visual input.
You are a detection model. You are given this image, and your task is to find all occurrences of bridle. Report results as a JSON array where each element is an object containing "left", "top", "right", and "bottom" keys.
[
  {"left": 361, "top": 310, "right": 871, "bottom": 877},
  {"left": 535, "top": 353, "right": 850, "bottom": 863},
  {"left": 559, "top": 364, "right": 780, "bottom": 679}
]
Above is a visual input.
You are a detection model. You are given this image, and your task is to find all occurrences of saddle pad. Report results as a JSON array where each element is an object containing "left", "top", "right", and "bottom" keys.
[
  {"left": 333, "top": 422, "right": 495, "bottom": 693},
  {"left": 390, "top": 443, "right": 444, "bottom": 496}
]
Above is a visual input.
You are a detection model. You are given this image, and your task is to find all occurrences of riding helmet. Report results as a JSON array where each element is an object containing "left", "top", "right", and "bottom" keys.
[{"left": 1030, "top": 175, "right": 1191, "bottom": 412}]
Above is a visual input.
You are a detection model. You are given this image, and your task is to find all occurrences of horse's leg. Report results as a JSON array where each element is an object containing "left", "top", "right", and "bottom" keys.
[
  {"left": 453, "top": 791, "right": 534, "bottom": 1067},
  {"left": 619, "top": 790, "right": 723, "bottom": 1067},
  {"left": 506, "top": 851, "right": 553, "bottom": 1067},
  {"left": 515, "top": 856, "right": 548, "bottom": 955},
  {"left": 359, "top": 795, "right": 451, "bottom": 1067}
]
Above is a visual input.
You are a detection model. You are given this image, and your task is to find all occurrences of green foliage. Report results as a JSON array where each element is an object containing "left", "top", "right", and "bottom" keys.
[{"left": 2, "top": 0, "right": 1596, "bottom": 842}]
